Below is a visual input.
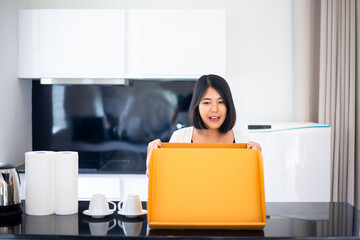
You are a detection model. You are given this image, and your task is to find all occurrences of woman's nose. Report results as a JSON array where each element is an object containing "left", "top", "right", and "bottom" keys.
[{"left": 210, "top": 103, "right": 218, "bottom": 112}]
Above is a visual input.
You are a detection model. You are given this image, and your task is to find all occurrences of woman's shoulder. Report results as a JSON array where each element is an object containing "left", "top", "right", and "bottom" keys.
[
  {"left": 233, "top": 128, "right": 250, "bottom": 143},
  {"left": 169, "top": 127, "right": 193, "bottom": 143}
]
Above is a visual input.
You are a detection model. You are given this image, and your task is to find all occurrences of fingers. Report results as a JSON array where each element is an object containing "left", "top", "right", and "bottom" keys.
[
  {"left": 247, "top": 141, "right": 262, "bottom": 152},
  {"left": 146, "top": 139, "right": 162, "bottom": 177},
  {"left": 147, "top": 139, "right": 162, "bottom": 152}
]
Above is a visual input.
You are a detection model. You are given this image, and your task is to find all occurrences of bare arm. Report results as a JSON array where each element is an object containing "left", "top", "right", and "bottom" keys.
[{"left": 146, "top": 139, "right": 162, "bottom": 176}]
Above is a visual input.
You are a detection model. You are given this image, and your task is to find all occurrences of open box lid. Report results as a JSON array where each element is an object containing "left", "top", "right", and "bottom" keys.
[{"left": 148, "top": 143, "right": 266, "bottom": 230}]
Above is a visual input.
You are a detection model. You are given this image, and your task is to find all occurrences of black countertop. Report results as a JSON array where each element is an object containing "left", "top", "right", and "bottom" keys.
[{"left": 0, "top": 201, "right": 359, "bottom": 239}]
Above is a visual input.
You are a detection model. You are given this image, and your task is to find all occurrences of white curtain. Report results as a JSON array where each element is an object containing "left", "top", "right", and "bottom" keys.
[{"left": 318, "top": 0, "right": 360, "bottom": 207}]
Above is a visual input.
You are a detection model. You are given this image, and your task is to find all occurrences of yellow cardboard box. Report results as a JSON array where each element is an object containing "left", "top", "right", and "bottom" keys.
[{"left": 148, "top": 143, "right": 266, "bottom": 229}]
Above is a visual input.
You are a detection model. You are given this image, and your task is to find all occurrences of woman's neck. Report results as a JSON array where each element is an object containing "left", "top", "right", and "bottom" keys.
[
  {"left": 193, "top": 128, "right": 223, "bottom": 143},
  {"left": 202, "top": 128, "right": 222, "bottom": 137},
  {"left": 192, "top": 128, "right": 234, "bottom": 143}
]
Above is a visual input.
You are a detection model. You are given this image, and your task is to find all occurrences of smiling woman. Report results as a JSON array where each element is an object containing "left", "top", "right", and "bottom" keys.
[
  {"left": 199, "top": 87, "right": 228, "bottom": 132},
  {"left": 188, "top": 75, "right": 235, "bottom": 134},
  {"left": 146, "top": 74, "right": 261, "bottom": 176}
]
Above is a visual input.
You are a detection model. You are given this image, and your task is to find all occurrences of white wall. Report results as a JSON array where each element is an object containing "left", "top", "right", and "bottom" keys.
[
  {"left": 293, "top": 0, "right": 321, "bottom": 122},
  {"left": 0, "top": 0, "right": 32, "bottom": 166},
  {"left": 225, "top": 0, "right": 293, "bottom": 125}
]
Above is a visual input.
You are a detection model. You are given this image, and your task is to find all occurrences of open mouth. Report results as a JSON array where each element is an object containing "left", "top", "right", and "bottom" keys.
[{"left": 209, "top": 117, "right": 220, "bottom": 123}]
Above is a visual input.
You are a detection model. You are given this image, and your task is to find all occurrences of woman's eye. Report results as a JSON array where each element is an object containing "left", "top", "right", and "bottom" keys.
[
  {"left": 219, "top": 101, "right": 224, "bottom": 104},
  {"left": 203, "top": 102, "right": 210, "bottom": 105}
]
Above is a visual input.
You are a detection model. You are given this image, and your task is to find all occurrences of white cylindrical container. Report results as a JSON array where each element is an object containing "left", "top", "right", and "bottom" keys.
[
  {"left": 25, "top": 151, "right": 55, "bottom": 215},
  {"left": 55, "top": 151, "right": 78, "bottom": 215}
]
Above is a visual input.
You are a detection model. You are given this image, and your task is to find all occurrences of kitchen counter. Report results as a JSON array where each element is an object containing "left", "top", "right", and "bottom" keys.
[{"left": 0, "top": 201, "right": 359, "bottom": 239}]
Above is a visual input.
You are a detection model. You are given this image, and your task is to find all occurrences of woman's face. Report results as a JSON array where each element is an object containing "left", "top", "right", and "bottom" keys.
[{"left": 198, "top": 87, "right": 227, "bottom": 130}]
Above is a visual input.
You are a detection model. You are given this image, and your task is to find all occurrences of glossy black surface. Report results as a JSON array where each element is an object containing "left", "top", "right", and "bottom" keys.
[
  {"left": 32, "top": 80, "right": 195, "bottom": 174},
  {"left": 0, "top": 202, "right": 358, "bottom": 239}
]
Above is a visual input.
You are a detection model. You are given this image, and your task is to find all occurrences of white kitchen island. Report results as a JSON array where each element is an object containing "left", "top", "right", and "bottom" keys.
[{"left": 246, "top": 122, "right": 331, "bottom": 202}]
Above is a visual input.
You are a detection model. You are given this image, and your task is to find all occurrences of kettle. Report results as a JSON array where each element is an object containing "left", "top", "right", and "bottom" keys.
[{"left": 0, "top": 163, "right": 22, "bottom": 216}]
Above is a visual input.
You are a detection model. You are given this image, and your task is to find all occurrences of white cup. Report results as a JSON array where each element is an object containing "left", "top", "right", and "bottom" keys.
[
  {"left": 118, "top": 220, "right": 143, "bottom": 236},
  {"left": 89, "top": 219, "right": 116, "bottom": 236},
  {"left": 118, "top": 194, "right": 142, "bottom": 215},
  {"left": 88, "top": 194, "right": 116, "bottom": 215}
]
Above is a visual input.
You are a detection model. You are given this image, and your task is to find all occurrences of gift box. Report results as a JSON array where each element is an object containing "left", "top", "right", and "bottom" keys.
[{"left": 147, "top": 143, "right": 266, "bottom": 229}]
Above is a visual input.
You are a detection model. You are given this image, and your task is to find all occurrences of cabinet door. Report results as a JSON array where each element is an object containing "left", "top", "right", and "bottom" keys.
[
  {"left": 126, "top": 10, "right": 226, "bottom": 78},
  {"left": 19, "top": 10, "right": 126, "bottom": 78},
  {"left": 19, "top": 10, "right": 40, "bottom": 78}
]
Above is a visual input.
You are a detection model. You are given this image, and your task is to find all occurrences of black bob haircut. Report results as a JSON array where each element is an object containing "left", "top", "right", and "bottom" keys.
[{"left": 188, "top": 74, "right": 236, "bottom": 133}]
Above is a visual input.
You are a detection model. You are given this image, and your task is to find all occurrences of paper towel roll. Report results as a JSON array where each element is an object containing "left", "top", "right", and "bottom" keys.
[
  {"left": 25, "top": 151, "right": 55, "bottom": 215},
  {"left": 55, "top": 151, "right": 78, "bottom": 215}
]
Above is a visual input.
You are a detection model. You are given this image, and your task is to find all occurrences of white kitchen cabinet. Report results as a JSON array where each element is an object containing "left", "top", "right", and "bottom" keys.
[
  {"left": 18, "top": 10, "right": 39, "bottom": 78},
  {"left": 246, "top": 122, "right": 331, "bottom": 202},
  {"left": 119, "top": 175, "right": 148, "bottom": 201},
  {"left": 125, "top": 10, "right": 226, "bottom": 78},
  {"left": 19, "top": 173, "right": 148, "bottom": 202},
  {"left": 77, "top": 174, "right": 148, "bottom": 201},
  {"left": 18, "top": 9, "right": 226, "bottom": 79},
  {"left": 18, "top": 9, "right": 126, "bottom": 78}
]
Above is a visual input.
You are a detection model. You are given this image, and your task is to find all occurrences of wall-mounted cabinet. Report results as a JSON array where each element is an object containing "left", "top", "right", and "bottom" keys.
[
  {"left": 18, "top": 9, "right": 225, "bottom": 79},
  {"left": 125, "top": 10, "right": 226, "bottom": 78},
  {"left": 19, "top": 10, "right": 126, "bottom": 78}
]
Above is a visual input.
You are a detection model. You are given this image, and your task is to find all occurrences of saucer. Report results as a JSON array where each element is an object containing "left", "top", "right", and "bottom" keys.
[
  {"left": 117, "top": 209, "right": 147, "bottom": 218},
  {"left": 83, "top": 218, "right": 114, "bottom": 224},
  {"left": 83, "top": 209, "right": 114, "bottom": 218}
]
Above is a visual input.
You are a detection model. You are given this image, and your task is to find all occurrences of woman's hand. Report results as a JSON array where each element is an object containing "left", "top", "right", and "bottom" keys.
[
  {"left": 247, "top": 141, "right": 262, "bottom": 152},
  {"left": 146, "top": 139, "right": 162, "bottom": 176}
]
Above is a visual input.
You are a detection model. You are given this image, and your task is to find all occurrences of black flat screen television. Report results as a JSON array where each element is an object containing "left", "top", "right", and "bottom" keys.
[{"left": 32, "top": 79, "right": 196, "bottom": 173}]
